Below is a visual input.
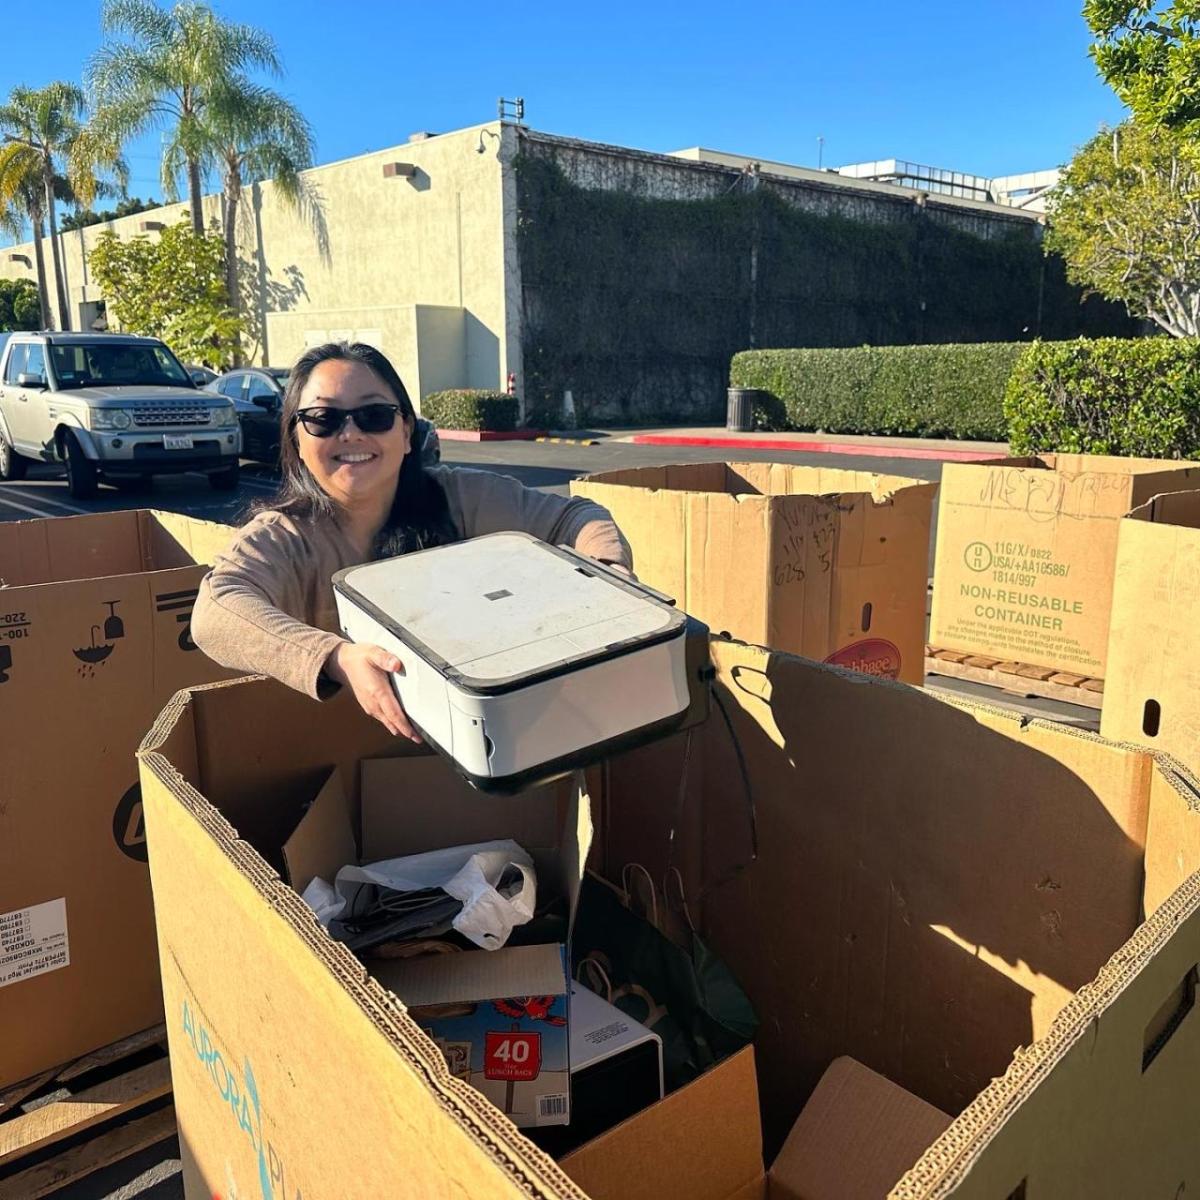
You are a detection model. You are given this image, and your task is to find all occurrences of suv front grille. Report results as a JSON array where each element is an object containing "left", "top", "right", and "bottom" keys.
[{"left": 132, "top": 405, "right": 212, "bottom": 427}]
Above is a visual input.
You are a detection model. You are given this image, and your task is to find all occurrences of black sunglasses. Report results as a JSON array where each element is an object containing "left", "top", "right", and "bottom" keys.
[{"left": 292, "top": 403, "right": 403, "bottom": 438}]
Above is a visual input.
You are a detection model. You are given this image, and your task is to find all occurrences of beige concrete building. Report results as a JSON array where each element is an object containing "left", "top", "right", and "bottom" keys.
[
  {"left": 0, "top": 122, "right": 1130, "bottom": 423},
  {"left": 0, "top": 121, "right": 521, "bottom": 412}
]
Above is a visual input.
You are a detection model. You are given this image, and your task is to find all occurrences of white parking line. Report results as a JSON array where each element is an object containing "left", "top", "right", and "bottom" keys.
[
  {"left": 4, "top": 487, "right": 90, "bottom": 515},
  {"left": 238, "top": 477, "right": 280, "bottom": 492},
  {"left": 0, "top": 490, "right": 66, "bottom": 520}
]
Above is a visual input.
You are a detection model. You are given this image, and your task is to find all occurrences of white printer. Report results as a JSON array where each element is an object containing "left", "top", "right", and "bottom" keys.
[{"left": 333, "top": 532, "right": 694, "bottom": 789}]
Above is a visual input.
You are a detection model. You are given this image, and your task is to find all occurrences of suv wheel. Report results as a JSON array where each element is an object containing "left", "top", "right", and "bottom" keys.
[
  {"left": 63, "top": 433, "right": 99, "bottom": 500},
  {"left": 208, "top": 461, "right": 241, "bottom": 491},
  {"left": 0, "top": 431, "right": 27, "bottom": 481}
]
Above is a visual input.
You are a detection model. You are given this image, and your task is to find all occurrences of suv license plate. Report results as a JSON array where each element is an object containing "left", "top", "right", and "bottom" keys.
[{"left": 163, "top": 435, "right": 194, "bottom": 451}]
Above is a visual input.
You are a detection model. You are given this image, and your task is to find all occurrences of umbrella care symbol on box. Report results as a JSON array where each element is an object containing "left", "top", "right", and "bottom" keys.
[{"left": 72, "top": 600, "right": 125, "bottom": 677}]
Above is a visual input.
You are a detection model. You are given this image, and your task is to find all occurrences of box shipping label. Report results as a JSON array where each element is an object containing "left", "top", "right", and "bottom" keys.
[{"left": 0, "top": 897, "right": 69, "bottom": 988}]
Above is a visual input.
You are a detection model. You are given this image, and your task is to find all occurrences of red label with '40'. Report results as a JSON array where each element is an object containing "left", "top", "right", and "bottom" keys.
[{"left": 484, "top": 1031, "right": 542, "bottom": 1081}]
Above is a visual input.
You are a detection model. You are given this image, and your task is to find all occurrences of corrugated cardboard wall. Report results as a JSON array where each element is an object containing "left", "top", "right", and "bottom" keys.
[{"left": 607, "top": 641, "right": 1154, "bottom": 1157}]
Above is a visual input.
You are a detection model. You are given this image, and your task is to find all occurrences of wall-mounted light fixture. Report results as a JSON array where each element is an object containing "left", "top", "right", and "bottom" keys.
[
  {"left": 382, "top": 162, "right": 416, "bottom": 179},
  {"left": 477, "top": 129, "right": 500, "bottom": 155},
  {"left": 7, "top": 253, "right": 31, "bottom": 268},
  {"left": 139, "top": 220, "right": 165, "bottom": 232}
]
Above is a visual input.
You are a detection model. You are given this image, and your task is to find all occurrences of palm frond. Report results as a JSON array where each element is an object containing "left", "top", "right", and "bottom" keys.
[
  {"left": 0, "top": 142, "right": 45, "bottom": 218},
  {"left": 100, "top": 0, "right": 174, "bottom": 47},
  {"left": 0, "top": 201, "right": 24, "bottom": 242},
  {"left": 159, "top": 134, "right": 189, "bottom": 203}
]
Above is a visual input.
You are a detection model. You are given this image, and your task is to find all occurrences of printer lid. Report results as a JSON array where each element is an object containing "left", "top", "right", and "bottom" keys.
[{"left": 334, "top": 533, "right": 686, "bottom": 695}]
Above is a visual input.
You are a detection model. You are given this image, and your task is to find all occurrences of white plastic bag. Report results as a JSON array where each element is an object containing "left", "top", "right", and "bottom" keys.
[{"left": 301, "top": 839, "right": 536, "bottom": 951}]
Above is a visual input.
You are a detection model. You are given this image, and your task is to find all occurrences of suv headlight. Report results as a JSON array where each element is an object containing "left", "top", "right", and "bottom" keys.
[
  {"left": 209, "top": 405, "right": 238, "bottom": 427},
  {"left": 91, "top": 408, "right": 133, "bottom": 431}
]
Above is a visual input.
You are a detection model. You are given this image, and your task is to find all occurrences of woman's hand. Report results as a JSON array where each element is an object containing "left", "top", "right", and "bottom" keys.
[{"left": 325, "top": 642, "right": 422, "bottom": 743}]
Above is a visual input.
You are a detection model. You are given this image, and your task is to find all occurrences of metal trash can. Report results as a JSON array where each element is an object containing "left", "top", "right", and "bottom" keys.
[{"left": 726, "top": 387, "right": 758, "bottom": 432}]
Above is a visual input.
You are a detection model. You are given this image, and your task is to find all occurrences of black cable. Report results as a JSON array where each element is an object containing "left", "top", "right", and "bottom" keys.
[
  {"left": 665, "top": 681, "right": 759, "bottom": 903},
  {"left": 700, "top": 684, "right": 759, "bottom": 900}
]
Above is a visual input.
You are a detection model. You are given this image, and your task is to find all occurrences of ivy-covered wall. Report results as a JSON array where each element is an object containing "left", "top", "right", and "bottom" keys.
[{"left": 514, "top": 135, "right": 1138, "bottom": 426}]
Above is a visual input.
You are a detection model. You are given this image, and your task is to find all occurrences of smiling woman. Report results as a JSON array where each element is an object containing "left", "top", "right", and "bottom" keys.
[{"left": 190, "top": 342, "right": 633, "bottom": 739}]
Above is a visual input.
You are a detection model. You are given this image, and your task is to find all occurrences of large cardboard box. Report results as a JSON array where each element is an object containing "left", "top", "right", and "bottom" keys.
[
  {"left": 284, "top": 758, "right": 590, "bottom": 1129},
  {"left": 571, "top": 463, "right": 936, "bottom": 684},
  {"left": 0, "top": 509, "right": 233, "bottom": 1088},
  {"left": 1102, "top": 490, "right": 1200, "bottom": 773},
  {"left": 140, "top": 637, "right": 1200, "bottom": 1198},
  {"left": 929, "top": 453, "right": 1200, "bottom": 678}
]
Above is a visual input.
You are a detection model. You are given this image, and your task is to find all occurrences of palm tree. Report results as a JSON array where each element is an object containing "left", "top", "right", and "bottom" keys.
[
  {"left": 88, "top": 0, "right": 280, "bottom": 235},
  {"left": 0, "top": 83, "right": 126, "bottom": 330},
  {"left": 0, "top": 153, "right": 54, "bottom": 329},
  {"left": 203, "top": 81, "right": 323, "bottom": 348}
]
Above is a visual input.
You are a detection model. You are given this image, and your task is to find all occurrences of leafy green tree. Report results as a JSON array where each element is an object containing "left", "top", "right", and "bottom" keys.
[
  {"left": 88, "top": 0, "right": 280, "bottom": 234},
  {"left": 61, "top": 195, "right": 159, "bottom": 232},
  {"left": 0, "top": 278, "right": 41, "bottom": 330},
  {"left": 1045, "top": 121, "right": 1200, "bottom": 337},
  {"left": 88, "top": 218, "right": 242, "bottom": 365},
  {"left": 1086, "top": 1, "right": 1200, "bottom": 129}
]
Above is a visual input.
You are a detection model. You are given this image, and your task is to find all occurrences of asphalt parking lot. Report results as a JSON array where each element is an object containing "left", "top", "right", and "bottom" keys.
[{"left": 0, "top": 435, "right": 943, "bottom": 526}]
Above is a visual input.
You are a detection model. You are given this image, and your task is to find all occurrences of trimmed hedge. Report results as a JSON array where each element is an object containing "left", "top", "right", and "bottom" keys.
[
  {"left": 420, "top": 390, "right": 519, "bottom": 432},
  {"left": 1004, "top": 337, "right": 1200, "bottom": 458},
  {"left": 730, "top": 343, "right": 1022, "bottom": 441}
]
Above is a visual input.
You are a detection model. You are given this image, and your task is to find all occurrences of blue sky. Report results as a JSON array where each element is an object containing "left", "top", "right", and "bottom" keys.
[{"left": 4, "top": 0, "right": 1127, "bottom": 204}]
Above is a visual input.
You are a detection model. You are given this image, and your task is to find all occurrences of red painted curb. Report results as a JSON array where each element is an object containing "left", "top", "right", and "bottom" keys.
[
  {"left": 628, "top": 434, "right": 1002, "bottom": 462},
  {"left": 436, "top": 429, "right": 547, "bottom": 442}
]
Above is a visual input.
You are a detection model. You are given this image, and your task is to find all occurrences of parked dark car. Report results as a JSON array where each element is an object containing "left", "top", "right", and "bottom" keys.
[
  {"left": 208, "top": 367, "right": 441, "bottom": 467},
  {"left": 186, "top": 364, "right": 218, "bottom": 387}
]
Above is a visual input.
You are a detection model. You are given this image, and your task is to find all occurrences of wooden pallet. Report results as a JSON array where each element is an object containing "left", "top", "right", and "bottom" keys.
[
  {"left": 0, "top": 1025, "right": 175, "bottom": 1200},
  {"left": 924, "top": 645, "right": 1105, "bottom": 710}
]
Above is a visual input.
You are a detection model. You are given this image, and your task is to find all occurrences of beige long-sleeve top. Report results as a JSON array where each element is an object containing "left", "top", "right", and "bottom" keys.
[{"left": 191, "top": 465, "right": 632, "bottom": 699}]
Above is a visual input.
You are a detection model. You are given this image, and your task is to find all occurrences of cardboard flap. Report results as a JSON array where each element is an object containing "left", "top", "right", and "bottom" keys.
[
  {"left": 767, "top": 1057, "right": 951, "bottom": 1200},
  {"left": 560, "top": 1046, "right": 764, "bottom": 1200},
  {"left": 143, "top": 509, "right": 235, "bottom": 569},
  {"left": 1134, "top": 489, "right": 1200, "bottom": 530},
  {"left": 373, "top": 942, "right": 566, "bottom": 1007},
  {"left": 281, "top": 769, "right": 357, "bottom": 891},
  {"left": 0, "top": 510, "right": 142, "bottom": 586},
  {"left": 691, "top": 638, "right": 1150, "bottom": 1142}
]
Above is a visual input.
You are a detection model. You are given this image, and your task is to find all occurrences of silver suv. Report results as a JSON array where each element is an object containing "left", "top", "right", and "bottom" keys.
[{"left": 0, "top": 332, "right": 241, "bottom": 499}]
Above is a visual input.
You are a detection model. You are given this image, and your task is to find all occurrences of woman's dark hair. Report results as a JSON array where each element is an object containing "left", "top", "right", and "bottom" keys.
[{"left": 260, "top": 341, "right": 456, "bottom": 557}]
